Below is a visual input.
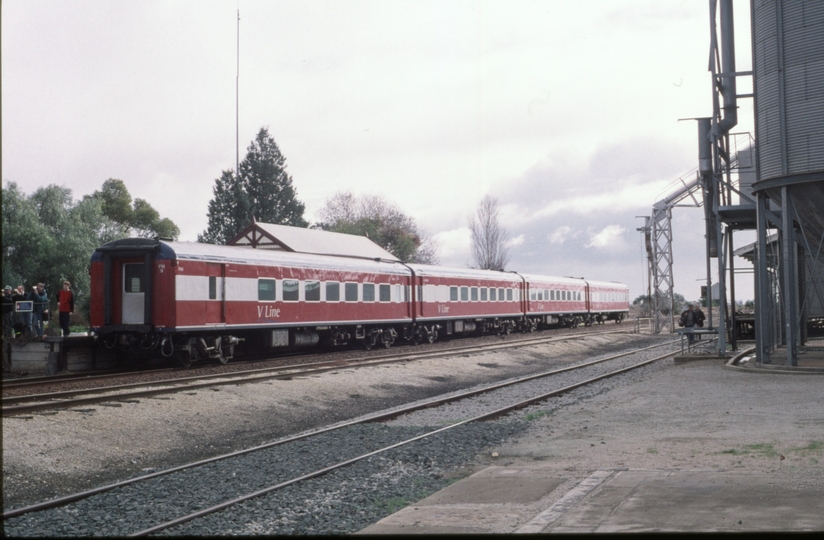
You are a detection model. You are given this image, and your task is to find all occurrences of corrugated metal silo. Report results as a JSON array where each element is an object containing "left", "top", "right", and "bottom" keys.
[
  {"left": 752, "top": 0, "right": 824, "bottom": 180},
  {"left": 750, "top": 0, "right": 824, "bottom": 367}
]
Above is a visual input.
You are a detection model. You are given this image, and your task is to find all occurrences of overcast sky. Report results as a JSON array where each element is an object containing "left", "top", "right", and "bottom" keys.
[{"left": 2, "top": 0, "right": 758, "bottom": 301}]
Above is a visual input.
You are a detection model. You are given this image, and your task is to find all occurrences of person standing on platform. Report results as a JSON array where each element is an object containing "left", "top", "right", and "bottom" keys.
[
  {"left": 2, "top": 286, "right": 14, "bottom": 342},
  {"left": 58, "top": 281, "right": 74, "bottom": 337},
  {"left": 31, "top": 283, "right": 49, "bottom": 340},
  {"left": 2, "top": 286, "right": 13, "bottom": 371},
  {"left": 679, "top": 304, "right": 698, "bottom": 345},
  {"left": 695, "top": 306, "right": 706, "bottom": 329},
  {"left": 12, "top": 285, "right": 31, "bottom": 338}
]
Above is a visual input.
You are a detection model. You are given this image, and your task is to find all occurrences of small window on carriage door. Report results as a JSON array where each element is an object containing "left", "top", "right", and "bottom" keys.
[{"left": 209, "top": 276, "right": 217, "bottom": 300}]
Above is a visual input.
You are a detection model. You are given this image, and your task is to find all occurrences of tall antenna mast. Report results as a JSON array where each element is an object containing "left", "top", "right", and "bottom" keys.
[{"left": 235, "top": 6, "right": 240, "bottom": 179}]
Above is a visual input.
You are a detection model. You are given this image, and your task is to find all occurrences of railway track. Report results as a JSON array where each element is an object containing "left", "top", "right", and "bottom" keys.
[
  {"left": 3, "top": 338, "right": 679, "bottom": 536},
  {"left": 2, "top": 327, "right": 629, "bottom": 416},
  {"left": 2, "top": 323, "right": 628, "bottom": 393}
]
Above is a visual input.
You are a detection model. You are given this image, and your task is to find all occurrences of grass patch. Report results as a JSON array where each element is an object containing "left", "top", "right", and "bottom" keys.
[
  {"left": 719, "top": 443, "right": 780, "bottom": 458},
  {"left": 524, "top": 410, "right": 550, "bottom": 422},
  {"left": 647, "top": 447, "right": 658, "bottom": 454},
  {"left": 743, "top": 443, "right": 779, "bottom": 457},
  {"left": 379, "top": 497, "right": 411, "bottom": 514},
  {"left": 790, "top": 441, "right": 823, "bottom": 453}
]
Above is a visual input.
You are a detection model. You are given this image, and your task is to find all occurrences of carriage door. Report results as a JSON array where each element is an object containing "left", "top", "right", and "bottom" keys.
[{"left": 122, "top": 263, "right": 146, "bottom": 324}]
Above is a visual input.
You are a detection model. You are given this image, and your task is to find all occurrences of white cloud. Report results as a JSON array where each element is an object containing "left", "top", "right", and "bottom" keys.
[
  {"left": 433, "top": 227, "right": 472, "bottom": 267},
  {"left": 506, "top": 234, "right": 525, "bottom": 247},
  {"left": 585, "top": 225, "right": 626, "bottom": 249},
  {"left": 548, "top": 226, "right": 573, "bottom": 245}
]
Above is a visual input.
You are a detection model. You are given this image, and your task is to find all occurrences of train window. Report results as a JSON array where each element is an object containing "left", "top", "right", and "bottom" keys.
[
  {"left": 489, "top": 288, "right": 497, "bottom": 301},
  {"left": 471, "top": 287, "right": 478, "bottom": 301},
  {"left": 209, "top": 276, "right": 217, "bottom": 300},
  {"left": 258, "top": 279, "right": 276, "bottom": 301},
  {"left": 578, "top": 291, "right": 582, "bottom": 301},
  {"left": 326, "top": 282, "right": 340, "bottom": 302},
  {"left": 124, "top": 264, "right": 144, "bottom": 293},
  {"left": 379, "top": 284, "right": 391, "bottom": 302},
  {"left": 550, "top": 290, "right": 555, "bottom": 301},
  {"left": 450, "top": 286, "right": 458, "bottom": 301},
  {"left": 363, "top": 283, "right": 375, "bottom": 302},
  {"left": 282, "top": 280, "right": 299, "bottom": 301},
  {"left": 480, "top": 288, "right": 488, "bottom": 301},
  {"left": 305, "top": 281, "right": 320, "bottom": 302},
  {"left": 345, "top": 282, "right": 358, "bottom": 302},
  {"left": 460, "top": 287, "right": 468, "bottom": 301},
  {"left": 529, "top": 290, "right": 535, "bottom": 301}
]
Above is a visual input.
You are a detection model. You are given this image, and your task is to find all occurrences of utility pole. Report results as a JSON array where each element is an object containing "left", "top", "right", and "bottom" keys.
[{"left": 236, "top": 7, "right": 240, "bottom": 179}]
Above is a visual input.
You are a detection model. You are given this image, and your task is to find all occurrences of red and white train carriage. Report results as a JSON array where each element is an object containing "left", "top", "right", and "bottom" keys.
[{"left": 90, "top": 237, "right": 628, "bottom": 366}]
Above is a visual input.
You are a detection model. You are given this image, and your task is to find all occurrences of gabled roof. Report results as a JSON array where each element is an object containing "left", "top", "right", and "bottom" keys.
[{"left": 226, "top": 221, "right": 399, "bottom": 261}]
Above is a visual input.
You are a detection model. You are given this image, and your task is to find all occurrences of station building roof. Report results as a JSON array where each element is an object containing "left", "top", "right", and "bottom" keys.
[{"left": 226, "top": 221, "right": 399, "bottom": 261}]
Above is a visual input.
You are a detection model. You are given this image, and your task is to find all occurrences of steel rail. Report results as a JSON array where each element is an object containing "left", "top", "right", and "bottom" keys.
[
  {"left": 3, "top": 337, "right": 671, "bottom": 521},
  {"left": 1, "top": 350, "right": 321, "bottom": 391},
  {"left": 3, "top": 324, "right": 620, "bottom": 392},
  {"left": 4, "top": 326, "right": 617, "bottom": 396},
  {"left": 130, "top": 346, "right": 679, "bottom": 536},
  {"left": 2, "top": 329, "right": 628, "bottom": 415}
]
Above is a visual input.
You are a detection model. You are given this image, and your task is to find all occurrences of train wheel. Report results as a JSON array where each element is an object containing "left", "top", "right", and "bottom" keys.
[
  {"left": 176, "top": 350, "right": 192, "bottom": 368},
  {"left": 363, "top": 334, "right": 377, "bottom": 350}
]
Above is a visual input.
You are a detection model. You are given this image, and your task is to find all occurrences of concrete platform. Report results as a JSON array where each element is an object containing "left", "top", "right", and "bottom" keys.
[
  {"left": 360, "top": 351, "right": 824, "bottom": 534},
  {"left": 359, "top": 467, "right": 824, "bottom": 534},
  {"left": 4, "top": 334, "right": 118, "bottom": 376},
  {"left": 728, "top": 344, "right": 824, "bottom": 374}
]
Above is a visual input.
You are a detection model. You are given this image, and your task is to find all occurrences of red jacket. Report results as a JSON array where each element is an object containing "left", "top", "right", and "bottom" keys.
[{"left": 58, "top": 290, "right": 74, "bottom": 313}]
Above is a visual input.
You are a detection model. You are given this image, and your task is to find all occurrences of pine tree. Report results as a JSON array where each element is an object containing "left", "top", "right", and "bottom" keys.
[{"left": 200, "top": 128, "right": 307, "bottom": 244}]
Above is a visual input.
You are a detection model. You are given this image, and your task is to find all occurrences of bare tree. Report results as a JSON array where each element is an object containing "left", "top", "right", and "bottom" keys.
[{"left": 469, "top": 195, "right": 510, "bottom": 270}]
